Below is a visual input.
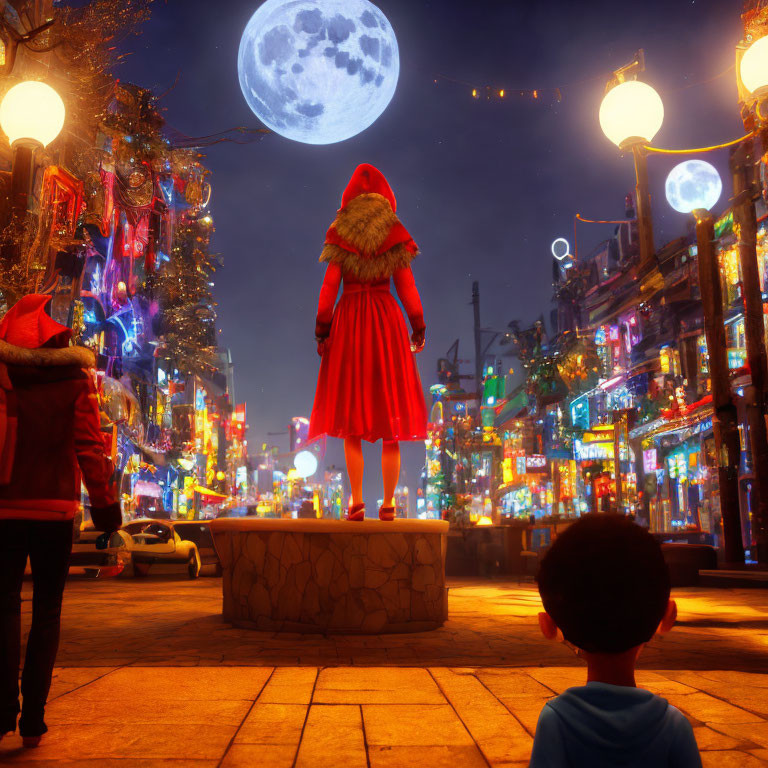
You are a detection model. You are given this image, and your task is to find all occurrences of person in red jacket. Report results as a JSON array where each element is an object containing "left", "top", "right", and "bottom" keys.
[
  {"left": 0, "top": 295, "right": 120, "bottom": 747},
  {"left": 308, "top": 164, "right": 427, "bottom": 521}
]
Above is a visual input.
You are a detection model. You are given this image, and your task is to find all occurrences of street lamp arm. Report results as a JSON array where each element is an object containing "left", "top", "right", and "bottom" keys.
[{"left": 643, "top": 133, "right": 754, "bottom": 155}]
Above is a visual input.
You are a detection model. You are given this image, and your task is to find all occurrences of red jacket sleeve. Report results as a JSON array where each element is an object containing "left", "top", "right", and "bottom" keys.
[
  {"left": 393, "top": 266, "right": 426, "bottom": 333},
  {"left": 74, "top": 375, "right": 117, "bottom": 508},
  {"left": 315, "top": 261, "right": 342, "bottom": 338}
]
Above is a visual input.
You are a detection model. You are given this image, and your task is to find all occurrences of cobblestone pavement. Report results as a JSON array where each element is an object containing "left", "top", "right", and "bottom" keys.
[{"left": 1, "top": 577, "right": 768, "bottom": 765}]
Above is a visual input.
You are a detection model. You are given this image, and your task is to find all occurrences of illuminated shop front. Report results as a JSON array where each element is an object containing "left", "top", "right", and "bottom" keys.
[{"left": 633, "top": 412, "right": 717, "bottom": 535}]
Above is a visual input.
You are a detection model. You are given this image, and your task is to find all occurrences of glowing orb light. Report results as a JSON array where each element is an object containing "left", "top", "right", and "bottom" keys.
[
  {"left": 741, "top": 36, "right": 768, "bottom": 98},
  {"left": 599, "top": 81, "right": 664, "bottom": 148},
  {"left": 238, "top": 0, "right": 399, "bottom": 144},
  {"left": 0, "top": 81, "right": 65, "bottom": 147},
  {"left": 551, "top": 237, "right": 571, "bottom": 261},
  {"left": 665, "top": 159, "right": 722, "bottom": 214},
  {"left": 294, "top": 450, "right": 318, "bottom": 478}
]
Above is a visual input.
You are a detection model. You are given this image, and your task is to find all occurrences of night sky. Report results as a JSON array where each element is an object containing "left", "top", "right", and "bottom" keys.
[{"left": 121, "top": 0, "right": 743, "bottom": 509}]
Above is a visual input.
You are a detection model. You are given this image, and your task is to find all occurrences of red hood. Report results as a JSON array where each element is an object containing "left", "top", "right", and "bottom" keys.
[
  {"left": 341, "top": 164, "right": 397, "bottom": 211},
  {"left": 0, "top": 294, "right": 72, "bottom": 349}
]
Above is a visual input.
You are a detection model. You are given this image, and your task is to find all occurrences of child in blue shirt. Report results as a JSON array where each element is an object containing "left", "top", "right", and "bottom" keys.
[{"left": 530, "top": 514, "right": 701, "bottom": 768}]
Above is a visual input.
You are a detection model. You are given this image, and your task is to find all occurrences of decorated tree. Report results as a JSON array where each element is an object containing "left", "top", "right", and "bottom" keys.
[{"left": 149, "top": 214, "right": 220, "bottom": 376}]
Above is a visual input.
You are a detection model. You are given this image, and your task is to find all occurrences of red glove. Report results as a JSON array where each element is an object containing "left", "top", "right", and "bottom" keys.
[
  {"left": 411, "top": 327, "right": 426, "bottom": 354},
  {"left": 90, "top": 502, "right": 122, "bottom": 534},
  {"left": 316, "top": 337, "right": 329, "bottom": 357}
]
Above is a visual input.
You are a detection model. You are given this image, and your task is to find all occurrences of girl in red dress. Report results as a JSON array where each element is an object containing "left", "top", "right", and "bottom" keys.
[{"left": 309, "top": 164, "right": 427, "bottom": 521}]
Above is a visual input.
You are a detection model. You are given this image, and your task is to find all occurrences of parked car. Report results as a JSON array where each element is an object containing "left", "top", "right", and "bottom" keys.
[
  {"left": 70, "top": 521, "right": 133, "bottom": 577},
  {"left": 120, "top": 518, "right": 220, "bottom": 578}
]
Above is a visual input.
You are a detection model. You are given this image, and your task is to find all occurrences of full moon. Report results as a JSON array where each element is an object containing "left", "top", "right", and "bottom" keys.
[
  {"left": 238, "top": 0, "right": 399, "bottom": 144},
  {"left": 665, "top": 159, "right": 722, "bottom": 214}
]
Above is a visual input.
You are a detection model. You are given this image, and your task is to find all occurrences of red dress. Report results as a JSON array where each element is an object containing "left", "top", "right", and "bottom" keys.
[{"left": 309, "top": 262, "right": 427, "bottom": 443}]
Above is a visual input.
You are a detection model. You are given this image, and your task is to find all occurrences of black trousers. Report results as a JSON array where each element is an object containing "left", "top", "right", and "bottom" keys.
[{"left": 0, "top": 519, "right": 73, "bottom": 737}]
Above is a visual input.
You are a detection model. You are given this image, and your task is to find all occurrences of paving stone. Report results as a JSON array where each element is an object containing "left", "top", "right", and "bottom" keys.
[
  {"left": 0, "top": 755, "right": 217, "bottom": 768},
  {"left": 257, "top": 667, "right": 317, "bottom": 704},
  {"left": 45, "top": 696, "right": 252, "bottom": 726},
  {"left": 235, "top": 703, "right": 307, "bottom": 744},
  {"left": 60, "top": 666, "right": 272, "bottom": 701},
  {"left": 368, "top": 745, "right": 490, "bottom": 767},
  {"left": 294, "top": 705, "right": 367, "bottom": 768},
  {"left": 430, "top": 668, "right": 533, "bottom": 762},
  {"left": 0, "top": 723, "right": 235, "bottom": 761},
  {"left": 700, "top": 751, "right": 766, "bottom": 767},
  {"left": 314, "top": 667, "right": 445, "bottom": 704},
  {"left": 477, "top": 668, "right": 557, "bottom": 697},
  {"left": 710, "top": 722, "right": 768, "bottom": 748},
  {"left": 220, "top": 744, "right": 296, "bottom": 768},
  {"left": 693, "top": 726, "right": 748, "bottom": 750},
  {"left": 363, "top": 704, "right": 474, "bottom": 746},
  {"left": 47, "top": 667, "right": 119, "bottom": 700},
  {"left": 665, "top": 692, "right": 765, "bottom": 724}
]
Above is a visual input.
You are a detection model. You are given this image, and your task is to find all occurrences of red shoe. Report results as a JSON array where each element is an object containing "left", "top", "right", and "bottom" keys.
[
  {"left": 23, "top": 736, "right": 42, "bottom": 748},
  {"left": 345, "top": 503, "right": 365, "bottom": 521},
  {"left": 378, "top": 506, "right": 395, "bottom": 521}
]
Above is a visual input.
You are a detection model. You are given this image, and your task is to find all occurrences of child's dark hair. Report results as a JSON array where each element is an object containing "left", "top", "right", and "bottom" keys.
[{"left": 537, "top": 514, "right": 670, "bottom": 654}]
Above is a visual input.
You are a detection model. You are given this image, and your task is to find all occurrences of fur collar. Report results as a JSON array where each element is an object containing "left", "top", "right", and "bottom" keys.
[
  {"left": 335, "top": 193, "right": 399, "bottom": 256},
  {"left": 0, "top": 339, "right": 95, "bottom": 368},
  {"left": 320, "top": 193, "right": 418, "bottom": 281}
]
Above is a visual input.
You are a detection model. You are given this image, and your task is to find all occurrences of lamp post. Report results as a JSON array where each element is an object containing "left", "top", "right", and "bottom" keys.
[
  {"left": 599, "top": 78, "right": 664, "bottom": 269},
  {"left": 734, "top": 33, "right": 768, "bottom": 563},
  {"left": 0, "top": 81, "right": 65, "bottom": 232},
  {"left": 664, "top": 160, "right": 745, "bottom": 565}
]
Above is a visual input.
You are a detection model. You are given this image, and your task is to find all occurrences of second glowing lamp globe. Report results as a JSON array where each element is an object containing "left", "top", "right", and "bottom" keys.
[
  {"left": 294, "top": 450, "right": 318, "bottom": 479},
  {"left": 0, "top": 81, "right": 65, "bottom": 148},
  {"left": 599, "top": 80, "right": 664, "bottom": 148},
  {"left": 740, "top": 35, "right": 768, "bottom": 98}
]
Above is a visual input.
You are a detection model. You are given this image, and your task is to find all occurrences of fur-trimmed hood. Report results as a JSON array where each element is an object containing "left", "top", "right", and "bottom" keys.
[
  {"left": 320, "top": 193, "right": 419, "bottom": 282},
  {"left": 0, "top": 339, "right": 95, "bottom": 369}
]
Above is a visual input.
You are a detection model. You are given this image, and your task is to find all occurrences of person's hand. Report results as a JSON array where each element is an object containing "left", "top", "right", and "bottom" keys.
[
  {"left": 90, "top": 501, "right": 122, "bottom": 535},
  {"left": 411, "top": 328, "right": 426, "bottom": 353},
  {"left": 316, "top": 336, "right": 329, "bottom": 357}
]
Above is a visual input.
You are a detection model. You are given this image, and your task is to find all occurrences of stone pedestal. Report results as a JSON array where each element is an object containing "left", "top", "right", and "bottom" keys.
[{"left": 210, "top": 518, "right": 449, "bottom": 634}]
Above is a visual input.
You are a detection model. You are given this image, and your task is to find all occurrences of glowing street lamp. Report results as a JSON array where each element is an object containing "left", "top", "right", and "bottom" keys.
[
  {"left": 598, "top": 80, "right": 664, "bottom": 150},
  {"left": 599, "top": 64, "right": 664, "bottom": 269},
  {"left": 294, "top": 450, "right": 318, "bottom": 479},
  {"left": 740, "top": 35, "right": 768, "bottom": 100},
  {"left": 0, "top": 81, "right": 65, "bottom": 148},
  {"left": 0, "top": 81, "right": 65, "bottom": 221}
]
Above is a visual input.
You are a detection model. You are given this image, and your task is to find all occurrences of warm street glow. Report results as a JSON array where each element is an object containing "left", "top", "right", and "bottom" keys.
[
  {"left": 0, "top": 81, "right": 65, "bottom": 147},
  {"left": 599, "top": 80, "right": 664, "bottom": 148}
]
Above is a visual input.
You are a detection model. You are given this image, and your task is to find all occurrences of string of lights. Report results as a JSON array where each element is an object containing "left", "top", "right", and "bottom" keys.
[{"left": 433, "top": 62, "right": 738, "bottom": 104}]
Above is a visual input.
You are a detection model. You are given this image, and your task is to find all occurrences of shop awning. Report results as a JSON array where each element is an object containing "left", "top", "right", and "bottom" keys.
[
  {"left": 134, "top": 480, "right": 162, "bottom": 498},
  {"left": 194, "top": 485, "right": 228, "bottom": 500}
]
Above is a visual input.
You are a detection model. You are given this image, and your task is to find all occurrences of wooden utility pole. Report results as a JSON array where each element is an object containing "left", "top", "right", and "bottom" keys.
[
  {"left": 695, "top": 210, "right": 745, "bottom": 565},
  {"left": 732, "top": 138, "right": 768, "bottom": 563},
  {"left": 631, "top": 144, "right": 656, "bottom": 270},
  {"left": 472, "top": 281, "right": 483, "bottom": 403}
]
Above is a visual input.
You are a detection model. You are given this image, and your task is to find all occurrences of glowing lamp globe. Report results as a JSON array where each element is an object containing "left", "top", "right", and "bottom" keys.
[
  {"left": 665, "top": 160, "right": 722, "bottom": 214},
  {"left": 294, "top": 450, "right": 318, "bottom": 478},
  {"left": 237, "top": 0, "right": 399, "bottom": 144},
  {"left": 599, "top": 81, "right": 664, "bottom": 148},
  {"left": 0, "top": 81, "right": 65, "bottom": 148},
  {"left": 741, "top": 36, "right": 768, "bottom": 97}
]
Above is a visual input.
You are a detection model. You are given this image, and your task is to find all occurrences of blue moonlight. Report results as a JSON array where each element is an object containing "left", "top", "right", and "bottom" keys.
[
  {"left": 238, "top": 0, "right": 399, "bottom": 144},
  {"left": 665, "top": 159, "right": 723, "bottom": 214}
]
